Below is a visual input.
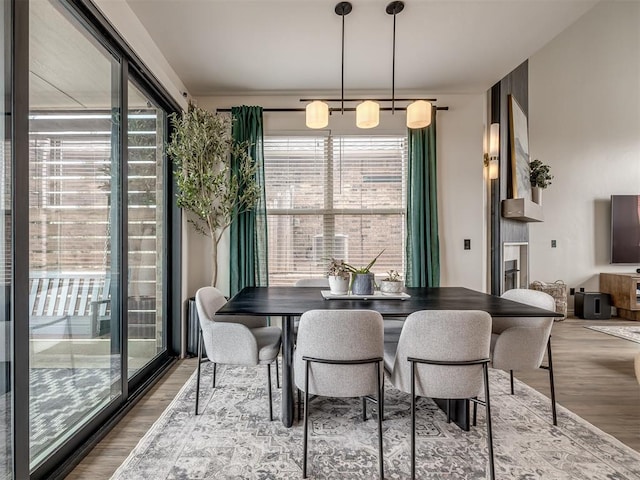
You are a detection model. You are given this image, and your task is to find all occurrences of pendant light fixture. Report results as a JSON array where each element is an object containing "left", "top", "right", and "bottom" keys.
[
  {"left": 386, "top": 1, "right": 432, "bottom": 129},
  {"left": 306, "top": 100, "right": 329, "bottom": 129},
  {"left": 356, "top": 100, "right": 380, "bottom": 128},
  {"left": 406, "top": 99, "right": 432, "bottom": 129},
  {"left": 305, "top": 2, "right": 352, "bottom": 129},
  {"left": 304, "top": 1, "right": 438, "bottom": 130}
]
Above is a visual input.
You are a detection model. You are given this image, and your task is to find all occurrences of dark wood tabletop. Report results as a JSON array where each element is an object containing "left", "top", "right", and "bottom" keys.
[{"left": 218, "top": 286, "right": 562, "bottom": 318}]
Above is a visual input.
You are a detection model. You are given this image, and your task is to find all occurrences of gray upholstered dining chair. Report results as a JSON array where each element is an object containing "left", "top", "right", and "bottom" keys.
[
  {"left": 294, "top": 277, "right": 330, "bottom": 287},
  {"left": 495, "top": 288, "right": 558, "bottom": 425},
  {"left": 384, "top": 310, "right": 494, "bottom": 480},
  {"left": 194, "top": 286, "right": 282, "bottom": 420},
  {"left": 295, "top": 309, "right": 385, "bottom": 479}
]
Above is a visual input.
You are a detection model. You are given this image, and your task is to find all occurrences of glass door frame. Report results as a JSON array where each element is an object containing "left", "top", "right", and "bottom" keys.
[{"left": 12, "top": 0, "right": 183, "bottom": 478}]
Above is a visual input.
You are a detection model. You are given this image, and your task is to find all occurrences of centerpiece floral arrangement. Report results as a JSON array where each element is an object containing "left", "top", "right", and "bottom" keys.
[{"left": 326, "top": 250, "right": 385, "bottom": 295}]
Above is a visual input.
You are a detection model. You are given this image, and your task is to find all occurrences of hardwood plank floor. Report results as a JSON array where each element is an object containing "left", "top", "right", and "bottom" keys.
[{"left": 66, "top": 317, "right": 640, "bottom": 479}]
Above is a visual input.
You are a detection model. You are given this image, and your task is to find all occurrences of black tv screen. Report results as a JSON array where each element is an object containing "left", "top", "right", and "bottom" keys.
[{"left": 611, "top": 195, "right": 640, "bottom": 264}]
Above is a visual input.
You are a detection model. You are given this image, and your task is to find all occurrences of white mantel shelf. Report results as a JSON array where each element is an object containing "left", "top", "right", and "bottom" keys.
[{"left": 501, "top": 198, "right": 544, "bottom": 222}]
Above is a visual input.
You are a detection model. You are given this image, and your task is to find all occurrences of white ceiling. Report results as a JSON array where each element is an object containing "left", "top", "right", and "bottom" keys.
[{"left": 126, "top": 0, "right": 598, "bottom": 96}]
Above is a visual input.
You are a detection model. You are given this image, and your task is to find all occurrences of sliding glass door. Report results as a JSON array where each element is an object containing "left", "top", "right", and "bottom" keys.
[
  {"left": 23, "top": 1, "right": 177, "bottom": 475},
  {"left": 127, "top": 80, "right": 166, "bottom": 378},
  {"left": 1, "top": 1, "right": 12, "bottom": 477},
  {"left": 29, "top": 0, "right": 122, "bottom": 467}
]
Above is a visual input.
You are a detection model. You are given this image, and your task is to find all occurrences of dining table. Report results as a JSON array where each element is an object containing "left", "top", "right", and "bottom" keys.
[{"left": 217, "top": 286, "right": 562, "bottom": 429}]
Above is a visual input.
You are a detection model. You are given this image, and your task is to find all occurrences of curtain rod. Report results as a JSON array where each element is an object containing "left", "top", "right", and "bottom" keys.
[{"left": 216, "top": 106, "right": 449, "bottom": 113}]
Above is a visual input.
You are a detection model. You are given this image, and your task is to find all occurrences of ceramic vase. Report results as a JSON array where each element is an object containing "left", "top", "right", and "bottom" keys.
[
  {"left": 351, "top": 273, "right": 375, "bottom": 295},
  {"left": 380, "top": 280, "right": 404, "bottom": 294},
  {"left": 532, "top": 186, "right": 542, "bottom": 205},
  {"left": 328, "top": 275, "right": 349, "bottom": 295}
]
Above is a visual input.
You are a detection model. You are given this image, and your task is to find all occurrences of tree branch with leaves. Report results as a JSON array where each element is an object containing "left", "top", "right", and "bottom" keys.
[{"left": 167, "top": 104, "right": 260, "bottom": 287}]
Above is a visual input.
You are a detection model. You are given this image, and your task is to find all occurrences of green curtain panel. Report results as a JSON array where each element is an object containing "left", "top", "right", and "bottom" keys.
[
  {"left": 405, "top": 109, "right": 440, "bottom": 287},
  {"left": 229, "top": 106, "right": 269, "bottom": 295}
]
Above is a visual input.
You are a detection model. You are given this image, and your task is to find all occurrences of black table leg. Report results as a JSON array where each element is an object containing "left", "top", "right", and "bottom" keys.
[
  {"left": 281, "top": 315, "right": 295, "bottom": 427},
  {"left": 433, "top": 398, "right": 470, "bottom": 431}
]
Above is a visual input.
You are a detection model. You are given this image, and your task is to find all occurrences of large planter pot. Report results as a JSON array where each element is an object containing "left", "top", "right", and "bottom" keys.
[
  {"left": 351, "top": 273, "right": 375, "bottom": 296},
  {"left": 328, "top": 275, "right": 349, "bottom": 295},
  {"left": 380, "top": 280, "right": 404, "bottom": 294}
]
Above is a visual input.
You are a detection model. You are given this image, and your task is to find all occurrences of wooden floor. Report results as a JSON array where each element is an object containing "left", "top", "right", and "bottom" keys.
[{"left": 66, "top": 317, "right": 640, "bottom": 479}]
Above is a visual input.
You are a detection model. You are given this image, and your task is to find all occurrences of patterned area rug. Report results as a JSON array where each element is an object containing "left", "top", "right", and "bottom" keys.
[
  {"left": 586, "top": 325, "right": 640, "bottom": 344},
  {"left": 111, "top": 364, "right": 640, "bottom": 480}
]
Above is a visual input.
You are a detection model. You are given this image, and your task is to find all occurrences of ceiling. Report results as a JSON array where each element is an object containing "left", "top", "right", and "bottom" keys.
[{"left": 126, "top": 0, "right": 598, "bottom": 96}]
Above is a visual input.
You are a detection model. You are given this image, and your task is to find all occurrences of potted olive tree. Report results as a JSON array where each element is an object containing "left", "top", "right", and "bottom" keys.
[
  {"left": 167, "top": 104, "right": 260, "bottom": 287},
  {"left": 529, "top": 159, "right": 553, "bottom": 205}
]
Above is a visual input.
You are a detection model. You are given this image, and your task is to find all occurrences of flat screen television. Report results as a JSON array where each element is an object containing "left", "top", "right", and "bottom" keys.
[{"left": 610, "top": 195, "right": 640, "bottom": 264}]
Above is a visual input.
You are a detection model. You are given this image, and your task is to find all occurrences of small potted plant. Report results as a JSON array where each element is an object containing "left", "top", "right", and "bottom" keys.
[
  {"left": 379, "top": 270, "right": 404, "bottom": 294},
  {"left": 344, "top": 250, "right": 384, "bottom": 296},
  {"left": 326, "top": 258, "right": 350, "bottom": 295},
  {"left": 529, "top": 159, "right": 553, "bottom": 205}
]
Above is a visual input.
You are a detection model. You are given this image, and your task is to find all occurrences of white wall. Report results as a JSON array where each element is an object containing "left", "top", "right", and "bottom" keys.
[
  {"left": 93, "top": 0, "right": 189, "bottom": 110},
  {"left": 191, "top": 93, "right": 487, "bottom": 296},
  {"left": 529, "top": 1, "right": 640, "bottom": 306}
]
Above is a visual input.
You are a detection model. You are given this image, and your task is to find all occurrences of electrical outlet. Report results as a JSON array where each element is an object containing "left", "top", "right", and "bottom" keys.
[
  {"left": 570, "top": 287, "right": 575, "bottom": 295},
  {"left": 551, "top": 240, "right": 557, "bottom": 248},
  {"left": 464, "top": 239, "right": 471, "bottom": 250}
]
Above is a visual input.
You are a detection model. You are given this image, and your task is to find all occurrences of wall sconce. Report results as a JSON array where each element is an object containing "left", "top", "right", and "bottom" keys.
[{"left": 485, "top": 122, "right": 500, "bottom": 179}]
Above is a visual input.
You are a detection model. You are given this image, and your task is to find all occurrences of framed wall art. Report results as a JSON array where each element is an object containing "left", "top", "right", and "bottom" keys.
[{"left": 509, "top": 95, "right": 531, "bottom": 199}]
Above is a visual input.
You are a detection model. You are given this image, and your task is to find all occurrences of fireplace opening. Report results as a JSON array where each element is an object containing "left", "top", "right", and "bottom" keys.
[
  {"left": 502, "top": 242, "right": 528, "bottom": 293},
  {"left": 504, "top": 260, "right": 519, "bottom": 291}
]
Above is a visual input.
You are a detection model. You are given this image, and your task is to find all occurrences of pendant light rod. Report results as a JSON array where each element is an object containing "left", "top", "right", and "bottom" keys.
[
  {"left": 299, "top": 98, "right": 437, "bottom": 102},
  {"left": 217, "top": 106, "right": 449, "bottom": 113},
  {"left": 335, "top": 2, "right": 352, "bottom": 115},
  {"left": 386, "top": 1, "right": 404, "bottom": 114}
]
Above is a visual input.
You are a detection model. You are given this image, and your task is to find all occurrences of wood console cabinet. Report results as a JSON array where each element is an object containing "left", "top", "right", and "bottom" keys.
[{"left": 600, "top": 273, "right": 640, "bottom": 321}]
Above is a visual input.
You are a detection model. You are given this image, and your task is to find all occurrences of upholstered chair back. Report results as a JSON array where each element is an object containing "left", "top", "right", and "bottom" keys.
[
  {"left": 195, "top": 286, "right": 269, "bottom": 365},
  {"left": 388, "top": 310, "right": 492, "bottom": 399},
  {"left": 294, "top": 309, "right": 384, "bottom": 398},
  {"left": 493, "top": 289, "right": 556, "bottom": 371}
]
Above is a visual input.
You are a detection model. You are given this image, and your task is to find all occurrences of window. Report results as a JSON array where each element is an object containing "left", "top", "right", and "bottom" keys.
[{"left": 264, "top": 135, "right": 407, "bottom": 285}]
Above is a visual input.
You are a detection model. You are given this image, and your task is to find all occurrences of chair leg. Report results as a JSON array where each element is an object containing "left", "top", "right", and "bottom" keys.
[
  {"left": 212, "top": 362, "right": 217, "bottom": 388},
  {"left": 376, "top": 361, "right": 384, "bottom": 480},
  {"left": 472, "top": 398, "right": 477, "bottom": 427},
  {"left": 267, "top": 364, "right": 273, "bottom": 421},
  {"left": 303, "top": 361, "right": 310, "bottom": 479},
  {"left": 66, "top": 315, "right": 76, "bottom": 371},
  {"left": 380, "top": 381, "right": 385, "bottom": 421},
  {"left": 446, "top": 399, "right": 452, "bottom": 423},
  {"left": 483, "top": 363, "right": 496, "bottom": 480},
  {"left": 298, "top": 388, "right": 302, "bottom": 422},
  {"left": 276, "top": 357, "right": 280, "bottom": 389},
  {"left": 411, "top": 361, "right": 417, "bottom": 480},
  {"left": 510, "top": 369, "right": 514, "bottom": 395},
  {"left": 195, "top": 328, "right": 202, "bottom": 415},
  {"left": 362, "top": 397, "right": 368, "bottom": 421},
  {"left": 547, "top": 337, "right": 558, "bottom": 426}
]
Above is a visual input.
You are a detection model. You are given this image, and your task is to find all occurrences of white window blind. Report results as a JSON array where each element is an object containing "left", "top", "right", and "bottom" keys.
[{"left": 264, "top": 135, "right": 407, "bottom": 285}]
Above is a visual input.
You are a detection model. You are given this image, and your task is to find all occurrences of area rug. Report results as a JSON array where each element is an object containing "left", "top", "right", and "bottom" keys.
[
  {"left": 110, "top": 363, "right": 640, "bottom": 480},
  {"left": 586, "top": 325, "right": 640, "bottom": 344}
]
